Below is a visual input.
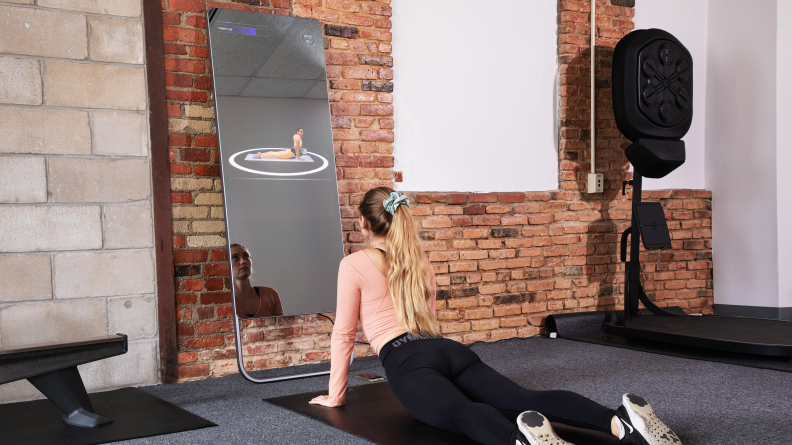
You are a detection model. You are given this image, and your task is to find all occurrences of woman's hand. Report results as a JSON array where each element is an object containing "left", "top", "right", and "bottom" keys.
[{"left": 309, "top": 395, "right": 345, "bottom": 407}]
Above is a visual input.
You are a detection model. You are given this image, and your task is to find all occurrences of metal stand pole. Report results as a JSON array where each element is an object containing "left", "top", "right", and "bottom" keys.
[
  {"left": 625, "top": 174, "right": 643, "bottom": 320},
  {"left": 28, "top": 366, "right": 113, "bottom": 427}
]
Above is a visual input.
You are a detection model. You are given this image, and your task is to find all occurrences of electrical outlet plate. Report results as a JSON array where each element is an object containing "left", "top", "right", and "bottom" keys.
[{"left": 587, "top": 173, "right": 603, "bottom": 193}]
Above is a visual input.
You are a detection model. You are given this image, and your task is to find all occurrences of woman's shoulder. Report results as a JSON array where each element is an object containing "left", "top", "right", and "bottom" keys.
[
  {"left": 339, "top": 251, "right": 374, "bottom": 279},
  {"left": 256, "top": 286, "right": 279, "bottom": 295},
  {"left": 341, "top": 250, "right": 369, "bottom": 266}
]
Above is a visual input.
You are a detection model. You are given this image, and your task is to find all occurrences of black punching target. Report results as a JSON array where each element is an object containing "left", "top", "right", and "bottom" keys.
[{"left": 613, "top": 29, "right": 692, "bottom": 178}]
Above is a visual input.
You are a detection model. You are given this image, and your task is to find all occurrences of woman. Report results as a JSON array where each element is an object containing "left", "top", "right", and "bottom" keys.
[
  {"left": 256, "top": 129, "right": 304, "bottom": 160},
  {"left": 309, "top": 188, "right": 681, "bottom": 445},
  {"left": 230, "top": 244, "right": 284, "bottom": 318}
]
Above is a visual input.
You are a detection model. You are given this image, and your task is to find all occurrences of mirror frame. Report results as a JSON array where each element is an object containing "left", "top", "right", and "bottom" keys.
[{"left": 206, "top": 8, "right": 351, "bottom": 383}]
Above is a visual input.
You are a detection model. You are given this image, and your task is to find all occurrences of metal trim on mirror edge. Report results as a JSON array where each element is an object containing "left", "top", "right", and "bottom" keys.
[{"left": 206, "top": 8, "right": 352, "bottom": 384}]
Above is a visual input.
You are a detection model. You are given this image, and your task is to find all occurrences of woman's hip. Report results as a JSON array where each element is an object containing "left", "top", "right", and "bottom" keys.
[{"left": 380, "top": 334, "right": 481, "bottom": 377}]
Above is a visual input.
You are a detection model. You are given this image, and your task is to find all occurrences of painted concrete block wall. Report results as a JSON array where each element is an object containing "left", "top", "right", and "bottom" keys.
[{"left": 0, "top": 0, "right": 159, "bottom": 403}]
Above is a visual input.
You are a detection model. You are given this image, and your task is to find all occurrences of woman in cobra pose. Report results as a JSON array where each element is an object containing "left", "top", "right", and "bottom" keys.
[
  {"left": 309, "top": 187, "right": 681, "bottom": 445},
  {"left": 257, "top": 129, "right": 305, "bottom": 160},
  {"left": 231, "top": 244, "right": 284, "bottom": 319}
]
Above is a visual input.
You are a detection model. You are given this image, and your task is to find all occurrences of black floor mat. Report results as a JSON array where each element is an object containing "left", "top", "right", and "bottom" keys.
[
  {"left": 264, "top": 381, "right": 618, "bottom": 445},
  {"left": 0, "top": 387, "right": 215, "bottom": 445},
  {"left": 548, "top": 311, "right": 792, "bottom": 373}
]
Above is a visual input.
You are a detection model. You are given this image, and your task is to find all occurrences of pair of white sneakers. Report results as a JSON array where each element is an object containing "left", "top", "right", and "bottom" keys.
[{"left": 516, "top": 393, "right": 681, "bottom": 445}]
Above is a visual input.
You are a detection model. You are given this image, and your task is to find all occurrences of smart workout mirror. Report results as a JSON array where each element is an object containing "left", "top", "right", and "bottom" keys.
[{"left": 207, "top": 9, "right": 344, "bottom": 318}]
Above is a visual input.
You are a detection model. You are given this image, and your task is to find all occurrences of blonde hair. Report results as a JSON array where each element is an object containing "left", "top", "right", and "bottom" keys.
[{"left": 359, "top": 187, "right": 439, "bottom": 336}]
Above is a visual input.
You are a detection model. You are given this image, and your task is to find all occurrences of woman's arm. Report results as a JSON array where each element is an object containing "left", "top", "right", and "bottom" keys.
[{"left": 310, "top": 258, "right": 361, "bottom": 407}]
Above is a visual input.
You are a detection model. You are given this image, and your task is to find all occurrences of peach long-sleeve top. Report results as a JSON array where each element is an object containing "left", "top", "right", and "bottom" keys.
[
  {"left": 328, "top": 250, "right": 436, "bottom": 405},
  {"left": 235, "top": 286, "right": 284, "bottom": 319}
]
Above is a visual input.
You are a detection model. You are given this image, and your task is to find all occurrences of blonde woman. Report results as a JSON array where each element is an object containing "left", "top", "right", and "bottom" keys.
[{"left": 310, "top": 187, "right": 681, "bottom": 445}]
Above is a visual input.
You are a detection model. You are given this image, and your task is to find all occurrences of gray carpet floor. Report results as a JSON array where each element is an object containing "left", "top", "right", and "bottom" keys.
[{"left": 117, "top": 337, "right": 792, "bottom": 444}]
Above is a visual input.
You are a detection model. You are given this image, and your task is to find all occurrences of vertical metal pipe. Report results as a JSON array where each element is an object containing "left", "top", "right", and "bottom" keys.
[{"left": 591, "top": 0, "right": 596, "bottom": 174}]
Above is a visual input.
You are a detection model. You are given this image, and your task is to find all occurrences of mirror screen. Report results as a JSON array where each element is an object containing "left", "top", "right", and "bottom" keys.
[{"left": 207, "top": 9, "right": 344, "bottom": 318}]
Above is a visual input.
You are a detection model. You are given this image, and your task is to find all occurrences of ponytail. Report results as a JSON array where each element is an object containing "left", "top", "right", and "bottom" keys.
[{"left": 359, "top": 187, "right": 439, "bottom": 336}]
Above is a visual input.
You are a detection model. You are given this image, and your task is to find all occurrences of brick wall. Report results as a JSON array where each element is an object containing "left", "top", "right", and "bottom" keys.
[
  {"left": 0, "top": 0, "right": 159, "bottom": 402},
  {"left": 392, "top": 189, "right": 712, "bottom": 343},
  {"left": 166, "top": 0, "right": 713, "bottom": 381}
]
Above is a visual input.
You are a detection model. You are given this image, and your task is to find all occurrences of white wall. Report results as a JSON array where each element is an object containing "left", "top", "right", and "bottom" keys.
[
  {"left": 632, "top": 0, "right": 708, "bottom": 191},
  {"left": 776, "top": 1, "right": 792, "bottom": 309},
  {"left": 706, "top": 0, "right": 779, "bottom": 309},
  {"left": 637, "top": 0, "right": 790, "bottom": 313},
  {"left": 391, "top": 0, "right": 558, "bottom": 192}
]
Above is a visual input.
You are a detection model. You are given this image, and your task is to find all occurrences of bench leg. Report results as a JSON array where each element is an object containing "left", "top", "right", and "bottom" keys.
[{"left": 27, "top": 366, "right": 113, "bottom": 427}]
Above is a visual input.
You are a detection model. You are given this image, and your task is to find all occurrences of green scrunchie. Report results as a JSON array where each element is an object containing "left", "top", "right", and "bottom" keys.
[{"left": 383, "top": 192, "right": 410, "bottom": 215}]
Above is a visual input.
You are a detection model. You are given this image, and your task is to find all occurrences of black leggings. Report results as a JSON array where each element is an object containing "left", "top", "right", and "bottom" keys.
[{"left": 379, "top": 334, "right": 616, "bottom": 445}]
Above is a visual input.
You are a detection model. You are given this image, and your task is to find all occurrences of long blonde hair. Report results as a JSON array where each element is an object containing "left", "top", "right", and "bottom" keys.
[{"left": 359, "top": 187, "right": 439, "bottom": 336}]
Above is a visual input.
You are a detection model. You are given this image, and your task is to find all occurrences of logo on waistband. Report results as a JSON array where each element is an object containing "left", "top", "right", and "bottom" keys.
[{"left": 391, "top": 333, "right": 440, "bottom": 347}]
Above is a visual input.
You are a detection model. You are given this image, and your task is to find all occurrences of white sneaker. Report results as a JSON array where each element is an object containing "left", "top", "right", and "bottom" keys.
[
  {"left": 516, "top": 411, "right": 574, "bottom": 445},
  {"left": 616, "top": 393, "right": 682, "bottom": 445}
]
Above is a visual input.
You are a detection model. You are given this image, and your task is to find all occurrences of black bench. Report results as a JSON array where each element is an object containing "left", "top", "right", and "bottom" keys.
[{"left": 0, "top": 334, "right": 128, "bottom": 427}]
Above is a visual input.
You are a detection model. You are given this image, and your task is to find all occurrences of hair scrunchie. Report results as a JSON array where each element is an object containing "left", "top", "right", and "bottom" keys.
[{"left": 383, "top": 191, "right": 410, "bottom": 215}]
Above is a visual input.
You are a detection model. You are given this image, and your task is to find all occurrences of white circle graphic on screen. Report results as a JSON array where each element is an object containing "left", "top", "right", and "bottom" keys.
[{"left": 229, "top": 148, "right": 329, "bottom": 177}]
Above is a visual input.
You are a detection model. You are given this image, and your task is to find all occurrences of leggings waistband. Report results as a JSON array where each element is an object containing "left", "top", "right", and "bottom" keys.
[{"left": 378, "top": 332, "right": 442, "bottom": 363}]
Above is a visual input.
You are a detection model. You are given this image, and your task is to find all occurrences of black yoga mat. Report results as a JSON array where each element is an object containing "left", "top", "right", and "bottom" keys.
[
  {"left": 0, "top": 387, "right": 215, "bottom": 445},
  {"left": 264, "top": 381, "right": 618, "bottom": 445}
]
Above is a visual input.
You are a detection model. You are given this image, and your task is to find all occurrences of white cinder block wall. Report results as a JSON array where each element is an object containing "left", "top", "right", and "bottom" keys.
[{"left": 0, "top": 0, "right": 159, "bottom": 402}]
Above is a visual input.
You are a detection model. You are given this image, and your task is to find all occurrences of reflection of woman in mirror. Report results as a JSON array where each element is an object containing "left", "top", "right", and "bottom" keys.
[
  {"left": 308, "top": 188, "right": 680, "bottom": 445},
  {"left": 231, "top": 243, "right": 284, "bottom": 318},
  {"left": 256, "top": 128, "right": 305, "bottom": 160}
]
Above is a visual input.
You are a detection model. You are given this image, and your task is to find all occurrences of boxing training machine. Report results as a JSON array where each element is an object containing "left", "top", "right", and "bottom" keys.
[{"left": 601, "top": 29, "right": 792, "bottom": 356}]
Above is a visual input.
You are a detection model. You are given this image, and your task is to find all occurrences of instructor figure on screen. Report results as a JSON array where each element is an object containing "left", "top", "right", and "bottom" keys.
[
  {"left": 292, "top": 128, "right": 303, "bottom": 160},
  {"left": 256, "top": 129, "right": 305, "bottom": 160}
]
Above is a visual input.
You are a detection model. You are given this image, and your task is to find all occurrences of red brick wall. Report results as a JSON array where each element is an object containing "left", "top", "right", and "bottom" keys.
[
  {"left": 394, "top": 189, "right": 712, "bottom": 343},
  {"left": 164, "top": 0, "right": 713, "bottom": 381}
]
